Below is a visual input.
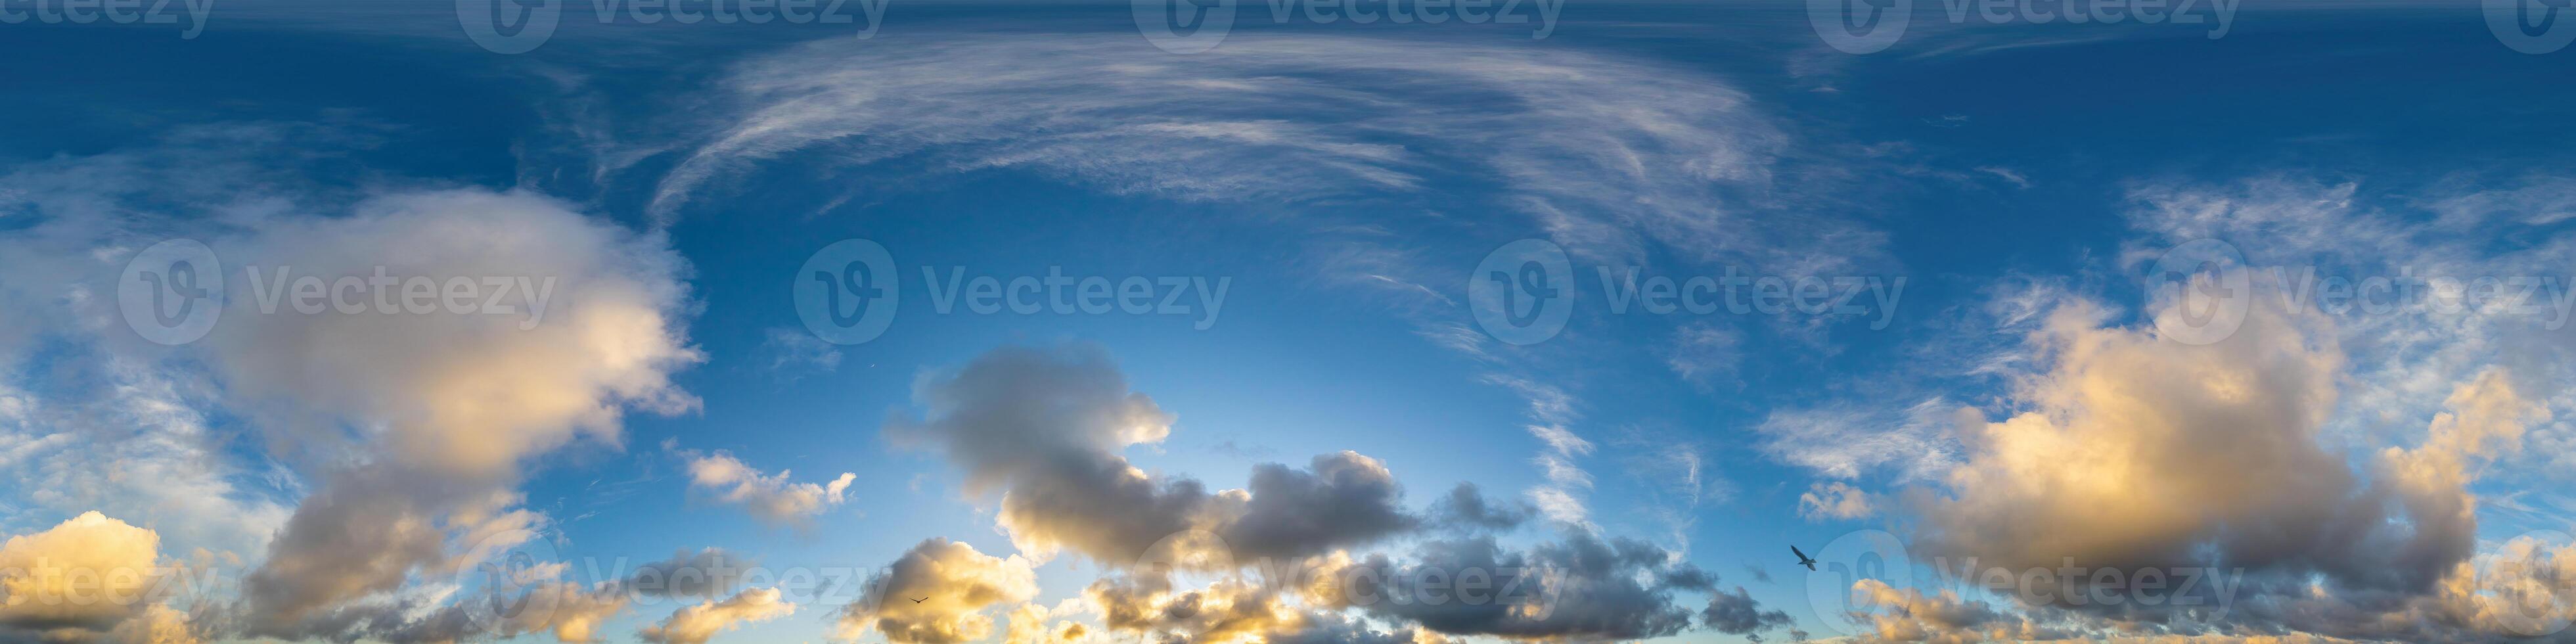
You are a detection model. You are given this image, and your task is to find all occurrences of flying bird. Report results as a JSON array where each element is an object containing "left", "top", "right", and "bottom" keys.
[
  {"left": 1791, "top": 545, "right": 1818, "bottom": 572},
  {"left": 910, "top": 597, "right": 927, "bottom": 603}
]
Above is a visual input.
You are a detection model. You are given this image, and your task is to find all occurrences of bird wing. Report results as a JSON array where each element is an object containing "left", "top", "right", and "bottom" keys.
[{"left": 1791, "top": 545, "right": 1809, "bottom": 560}]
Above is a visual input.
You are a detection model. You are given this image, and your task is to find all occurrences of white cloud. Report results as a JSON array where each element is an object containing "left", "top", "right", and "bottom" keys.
[
  {"left": 644, "top": 34, "right": 1826, "bottom": 271},
  {"left": 640, "top": 587, "right": 796, "bottom": 644},
  {"left": 1755, "top": 398, "right": 1966, "bottom": 482},
  {"left": 1797, "top": 481, "right": 1874, "bottom": 521},
  {"left": 836, "top": 538, "right": 1037, "bottom": 644},
  {"left": 0, "top": 512, "right": 178, "bottom": 636},
  {"left": 673, "top": 446, "right": 856, "bottom": 528}
]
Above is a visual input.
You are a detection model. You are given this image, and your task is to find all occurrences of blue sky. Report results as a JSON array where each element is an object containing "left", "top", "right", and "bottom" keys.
[{"left": 3, "top": 1, "right": 2575, "bottom": 643}]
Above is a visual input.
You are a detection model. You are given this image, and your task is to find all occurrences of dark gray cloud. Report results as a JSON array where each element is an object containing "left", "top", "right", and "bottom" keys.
[
  {"left": 1426, "top": 482, "right": 1529, "bottom": 532},
  {"left": 1219, "top": 452, "right": 1417, "bottom": 559},
  {"left": 888, "top": 343, "right": 1416, "bottom": 565},
  {"left": 1701, "top": 586, "right": 1795, "bottom": 641},
  {"left": 620, "top": 548, "right": 756, "bottom": 601},
  {"left": 1313, "top": 531, "right": 1709, "bottom": 641}
]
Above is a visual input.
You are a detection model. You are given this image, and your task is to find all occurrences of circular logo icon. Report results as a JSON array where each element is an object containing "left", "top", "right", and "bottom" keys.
[
  {"left": 455, "top": 526, "right": 566, "bottom": 633},
  {"left": 118, "top": 239, "right": 224, "bottom": 346},
  {"left": 2491, "top": 529, "right": 2575, "bottom": 637},
  {"left": 2487, "top": 0, "right": 2576, "bottom": 54},
  {"left": 1468, "top": 239, "right": 1573, "bottom": 346},
  {"left": 1808, "top": 0, "right": 1910, "bottom": 54},
  {"left": 795, "top": 239, "right": 901, "bottom": 346},
  {"left": 457, "top": 0, "right": 562, "bottom": 55},
  {"left": 2147, "top": 239, "right": 2251, "bottom": 346},
  {"left": 1800, "top": 529, "right": 1913, "bottom": 637},
  {"left": 1133, "top": 0, "right": 1236, "bottom": 54}
]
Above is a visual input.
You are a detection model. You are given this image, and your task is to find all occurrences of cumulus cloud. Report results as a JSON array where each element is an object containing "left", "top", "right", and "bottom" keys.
[
  {"left": 1001, "top": 602, "right": 1089, "bottom": 644},
  {"left": 102, "top": 604, "right": 202, "bottom": 644},
  {"left": 673, "top": 446, "right": 856, "bottom": 528},
  {"left": 1701, "top": 586, "right": 1796, "bottom": 641},
  {"left": 1847, "top": 579, "right": 2073, "bottom": 643},
  {"left": 886, "top": 343, "right": 1416, "bottom": 565},
  {"left": 639, "top": 587, "right": 796, "bottom": 644},
  {"left": 835, "top": 538, "right": 1038, "bottom": 644},
  {"left": 1882, "top": 267, "right": 2564, "bottom": 641},
  {"left": 1218, "top": 453, "right": 1418, "bottom": 560},
  {"left": 1914, "top": 293, "right": 2364, "bottom": 582},
  {"left": 0, "top": 512, "right": 185, "bottom": 640},
  {"left": 206, "top": 188, "right": 701, "bottom": 637},
  {"left": 1311, "top": 531, "right": 1721, "bottom": 641},
  {"left": 1083, "top": 568, "right": 1432, "bottom": 644}
]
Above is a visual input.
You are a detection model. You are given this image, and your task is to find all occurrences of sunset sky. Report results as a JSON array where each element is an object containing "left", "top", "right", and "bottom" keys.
[{"left": 3, "top": 1, "right": 2575, "bottom": 643}]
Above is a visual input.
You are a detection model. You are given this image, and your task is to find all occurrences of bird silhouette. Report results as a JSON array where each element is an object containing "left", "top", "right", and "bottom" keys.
[
  {"left": 910, "top": 597, "right": 927, "bottom": 603},
  {"left": 1790, "top": 545, "right": 1818, "bottom": 572}
]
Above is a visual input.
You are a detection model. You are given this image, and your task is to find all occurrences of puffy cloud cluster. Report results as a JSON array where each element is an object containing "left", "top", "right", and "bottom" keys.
[
  {"left": 866, "top": 344, "right": 1799, "bottom": 643},
  {"left": 208, "top": 189, "right": 701, "bottom": 639},
  {"left": 1878, "top": 262, "right": 2569, "bottom": 641},
  {"left": 1915, "top": 294, "right": 2369, "bottom": 586},
  {"left": 1701, "top": 586, "right": 1796, "bottom": 641},
  {"left": 834, "top": 538, "right": 1039, "bottom": 644},
  {"left": 639, "top": 587, "right": 795, "bottom": 644},
  {"left": 1083, "top": 569, "right": 1435, "bottom": 644},
  {"left": 674, "top": 445, "right": 857, "bottom": 528},
  {"left": 0, "top": 133, "right": 704, "bottom": 643},
  {"left": 0, "top": 512, "right": 196, "bottom": 643},
  {"left": 1001, "top": 602, "right": 1090, "bottom": 644},
  {"left": 1847, "top": 579, "right": 2073, "bottom": 643},
  {"left": 884, "top": 344, "right": 1417, "bottom": 565},
  {"left": 1307, "top": 532, "right": 1740, "bottom": 641}
]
